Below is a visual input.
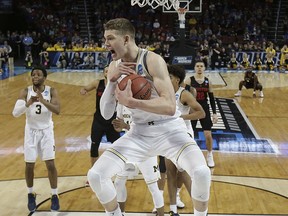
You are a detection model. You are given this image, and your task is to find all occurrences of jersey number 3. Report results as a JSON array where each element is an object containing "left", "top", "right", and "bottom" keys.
[{"left": 35, "top": 104, "right": 42, "bottom": 114}]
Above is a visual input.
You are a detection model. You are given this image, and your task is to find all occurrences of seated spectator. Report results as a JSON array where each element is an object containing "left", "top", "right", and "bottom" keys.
[
  {"left": 240, "top": 52, "right": 250, "bottom": 70},
  {"left": 280, "top": 44, "right": 288, "bottom": 66},
  {"left": 81, "top": 53, "right": 95, "bottom": 69},
  {"left": 264, "top": 53, "right": 275, "bottom": 71},
  {"left": 253, "top": 53, "right": 263, "bottom": 70},
  {"left": 234, "top": 67, "right": 264, "bottom": 98},
  {"left": 227, "top": 53, "right": 239, "bottom": 70},
  {"left": 281, "top": 53, "right": 288, "bottom": 71},
  {"left": 97, "top": 52, "right": 108, "bottom": 69},
  {"left": 56, "top": 51, "right": 68, "bottom": 69},
  {"left": 70, "top": 52, "right": 83, "bottom": 69}
]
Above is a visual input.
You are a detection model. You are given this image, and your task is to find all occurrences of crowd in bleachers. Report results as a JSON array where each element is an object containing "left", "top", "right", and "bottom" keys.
[{"left": 0, "top": 0, "right": 288, "bottom": 72}]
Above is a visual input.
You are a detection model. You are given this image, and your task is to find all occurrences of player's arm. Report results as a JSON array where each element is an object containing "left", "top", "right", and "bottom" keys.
[
  {"left": 208, "top": 79, "right": 218, "bottom": 123},
  {"left": 12, "top": 88, "right": 29, "bottom": 117},
  {"left": 80, "top": 80, "right": 99, "bottom": 95},
  {"left": 100, "top": 61, "right": 121, "bottom": 119},
  {"left": 180, "top": 90, "right": 205, "bottom": 120},
  {"left": 37, "top": 88, "right": 60, "bottom": 115},
  {"left": 182, "top": 83, "right": 197, "bottom": 98},
  {"left": 116, "top": 52, "right": 176, "bottom": 115}
]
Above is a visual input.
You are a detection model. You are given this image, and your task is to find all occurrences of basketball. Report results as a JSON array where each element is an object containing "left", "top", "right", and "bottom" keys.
[{"left": 118, "top": 74, "right": 152, "bottom": 100}]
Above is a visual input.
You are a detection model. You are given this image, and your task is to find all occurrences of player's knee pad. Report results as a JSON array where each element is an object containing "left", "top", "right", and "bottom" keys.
[
  {"left": 147, "top": 183, "right": 164, "bottom": 208},
  {"left": 87, "top": 169, "right": 116, "bottom": 204},
  {"left": 114, "top": 176, "right": 128, "bottom": 202},
  {"left": 191, "top": 165, "right": 211, "bottom": 202}
]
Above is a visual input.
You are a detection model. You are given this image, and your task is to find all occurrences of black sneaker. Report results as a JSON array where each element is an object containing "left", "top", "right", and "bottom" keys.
[
  {"left": 51, "top": 194, "right": 60, "bottom": 211},
  {"left": 169, "top": 211, "right": 180, "bottom": 216},
  {"left": 27, "top": 193, "right": 36, "bottom": 212}
]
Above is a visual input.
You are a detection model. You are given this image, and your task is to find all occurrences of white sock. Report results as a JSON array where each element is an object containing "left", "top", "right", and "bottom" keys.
[
  {"left": 194, "top": 209, "right": 208, "bottom": 216},
  {"left": 170, "top": 204, "right": 177, "bottom": 213},
  {"left": 207, "top": 151, "right": 213, "bottom": 156},
  {"left": 51, "top": 188, "right": 58, "bottom": 195},
  {"left": 177, "top": 187, "right": 181, "bottom": 195},
  {"left": 28, "top": 187, "right": 33, "bottom": 194}
]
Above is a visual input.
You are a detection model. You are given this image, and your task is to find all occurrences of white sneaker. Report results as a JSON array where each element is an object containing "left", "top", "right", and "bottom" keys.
[
  {"left": 253, "top": 91, "right": 256, "bottom": 98},
  {"left": 207, "top": 153, "right": 215, "bottom": 168},
  {"left": 234, "top": 91, "right": 241, "bottom": 97},
  {"left": 176, "top": 193, "right": 185, "bottom": 209},
  {"left": 259, "top": 91, "right": 264, "bottom": 98},
  {"left": 152, "top": 207, "right": 157, "bottom": 214}
]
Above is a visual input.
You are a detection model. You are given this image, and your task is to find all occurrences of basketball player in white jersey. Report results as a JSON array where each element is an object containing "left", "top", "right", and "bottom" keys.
[
  {"left": 112, "top": 104, "right": 164, "bottom": 216},
  {"left": 87, "top": 18, "right": 211, "bottom": 216},
  {"left": 12, "top": 66, "right": 60, "bottom": 213},
  {"left": 163, "top": 64, "right": 205, "bottom": 215}
]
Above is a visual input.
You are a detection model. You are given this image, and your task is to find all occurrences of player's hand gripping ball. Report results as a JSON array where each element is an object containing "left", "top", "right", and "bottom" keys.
[{"left": 118, "top": 74, "right": 152, "bottom": 100}]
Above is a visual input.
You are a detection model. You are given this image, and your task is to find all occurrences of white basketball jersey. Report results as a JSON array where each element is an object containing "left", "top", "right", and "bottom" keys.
[
  {"left": 116, "top": 103, "right": 132, "bottom": 127},
  {"left": 26, "top": 85, "right": 53, "bottom": 129},
  {"left": 175, "top": 86, "right": 194, "bottom": 136},
  {"left": 116, "top": 48, "right": 181, "bottom": 124}
]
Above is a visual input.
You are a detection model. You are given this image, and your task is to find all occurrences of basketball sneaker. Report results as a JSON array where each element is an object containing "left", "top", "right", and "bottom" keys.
[
  {"left": 207, "top": 153, "right": 215, "bottom": 168},
  {"left": 234, "top": 91, "right": 241, "bottom": 97},
  {"left": 27, "top": 192, "right": 36, "bottom": 212},
  {"left": 152, "top": 207, "right": 157, "bottom": 214},
  {"left": 259, "top": 91, "right": 264, "bottom": 98},
  {"left": 176, "top": 193, "right": 185, "bottom": 209},
  {"left": 51, "top": 194, "right": 60, "bottom": 211},
  {"left": 253, "top": 91, "right": 256, "bottom": 98},
  {"left": 169, "top": 211, "right": 180, "bottom": 216}
]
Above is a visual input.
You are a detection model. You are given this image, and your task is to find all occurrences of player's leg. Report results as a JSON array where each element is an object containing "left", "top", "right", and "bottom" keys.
[
  {"left": 138, "top": 157, "right": 164, "bottom": 216},
  {"left": 152, "top": 156, "right": 166, "bottom": 213},
  {"left": 255, "top": 83, "right": 264, "bottom": 97},
  {"left": 200, "top": 109, "right": 215, "bottom": 168},
  {"left": 114, "top": 174, "right": 128, "bottom": 213},
  {"left": 235, "top": 80, "right": 245, "bottom": 96},
  {"left": 42, "top": 127, "right": 60, "bottom": 211},
  {"left": 165, "top": 158, "right": 179, "bottom": 214},
  {"left": 177, "top": 145, "right": 211, "bottom": 216},
  {"left": 24, "top": 126, "right": 37, "bottom": 212},
  {"left": 177, "top": 170, "right": 191, "bottom": 208},
  {"left": 87, "top": 150, "right": 125, "bottom": 215},
  {"left": 90, "top": 118, "right": 105, "bottom": 167}
]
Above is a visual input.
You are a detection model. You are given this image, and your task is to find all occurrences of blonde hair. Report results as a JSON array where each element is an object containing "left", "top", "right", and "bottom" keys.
[{"left": 104, "top": 18, "right": 135, "bottom": 40}]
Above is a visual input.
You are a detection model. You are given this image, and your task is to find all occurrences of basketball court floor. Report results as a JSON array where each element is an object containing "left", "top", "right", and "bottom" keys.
[{"left": 0, "top": 67, "right": 287, "bottom": 216}]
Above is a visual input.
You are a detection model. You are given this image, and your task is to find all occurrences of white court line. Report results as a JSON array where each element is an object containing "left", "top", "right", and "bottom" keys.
[{"left": 32, "top": 212, "right": 270, "bottom": 216}]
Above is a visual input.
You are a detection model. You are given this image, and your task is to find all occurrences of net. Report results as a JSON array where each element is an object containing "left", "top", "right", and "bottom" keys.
[
  {"left": 177, "top": 7, "right": 187, "bottom": 22},
  {"left": 131, "top": 0, "right": 178, "bottom": 10}
]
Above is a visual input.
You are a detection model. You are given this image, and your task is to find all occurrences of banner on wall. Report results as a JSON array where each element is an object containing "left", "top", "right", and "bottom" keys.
[
  {"left": 48, "top": 51, "right": 281, "bottom": 69},
  {"left": 48, "top": 51, "right": 110, "bottom": 67}
]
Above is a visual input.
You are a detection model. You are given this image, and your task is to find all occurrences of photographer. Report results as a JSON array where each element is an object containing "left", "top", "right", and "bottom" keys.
[
  {"left": 39, "top": 51, "right": 50, "bottom": 69},
  {"left": 25, "top": 51, "right": 33, "bottom": 69}
]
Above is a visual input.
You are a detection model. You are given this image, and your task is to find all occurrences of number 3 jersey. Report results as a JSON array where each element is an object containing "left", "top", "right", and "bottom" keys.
[{"left": 26, "top": 85, "right": 53, "bottom": 129}]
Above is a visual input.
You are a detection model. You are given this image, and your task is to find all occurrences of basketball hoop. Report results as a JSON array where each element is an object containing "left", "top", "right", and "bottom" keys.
[
  {"left": 177, "top": 7, "right": 187, "bottom": 29},
  {"left": 177, "top": 7, "right": 187, "bottom": 22}
]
